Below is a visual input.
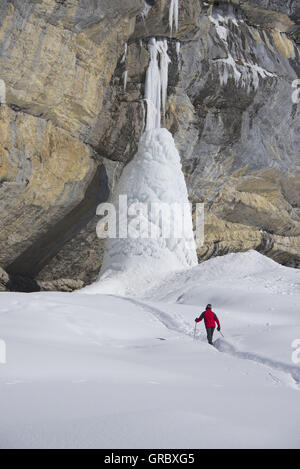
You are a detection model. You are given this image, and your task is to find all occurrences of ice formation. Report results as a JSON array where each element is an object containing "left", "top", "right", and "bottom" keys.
[
  {"left": 169, "top": 0, "right": 179, "bottom": 33},
  {"left": 121, "top": 42, "right": 127, "bottom": 64},
  {"left": 209, "top": 11, "right": 275, "bottom": 91},
  {"left": 144, "top": 38, "right": 171, "bottom": 130},
  {"left": 123, "top": 70, "right": 128, "bottom": 92},
  {"left": 209, "top": 14, "right": 229, "bottom": 42},
  {"left": 176, "top": 41, "right": 181, "bottom": 68},
  {"left": 0, "top": 79, "right": 6, "bottom": 104},
  {"left": 121, "top": 43, "right": 128, "bottom": 92},
  {"left": 217, "top": 54, "right": 275, "bottom": 91},
  {"left": 141, "top": 1, "right": 152, "bottom": 21},
  {"left": 83, "top": 0, "right": 197, "bottom": 296},
  {"left": 86, "top": 129, "right": 197, "bottom": 296}
]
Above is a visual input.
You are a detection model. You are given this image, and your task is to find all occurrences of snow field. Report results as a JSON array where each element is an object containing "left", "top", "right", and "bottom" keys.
[{"left": 0, "top": 251, "right": 300, "bottom": 448}]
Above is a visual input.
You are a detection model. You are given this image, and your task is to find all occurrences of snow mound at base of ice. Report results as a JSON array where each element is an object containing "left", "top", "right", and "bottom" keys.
[
  {"left": 147, "top": 249, "right": 300, "bottom": 303},
  {"left": 189, "top": 249, "right": 284, "bottom": 279},
  {"left": 82, "top": 129, "right": 197, "bottom": 297}
]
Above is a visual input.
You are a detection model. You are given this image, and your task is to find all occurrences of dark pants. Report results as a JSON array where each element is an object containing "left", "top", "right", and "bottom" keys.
[{"left": 206, "top": 327, "right": 215, "bottom": 345}]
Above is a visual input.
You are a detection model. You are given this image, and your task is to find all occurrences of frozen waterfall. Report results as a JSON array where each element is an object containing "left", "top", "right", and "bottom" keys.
[
  {"left": 144, "top": 38, "right": 171, "bottom": 131},
  {"left": 82, "top": 3, "right": 198, "bottom": 297},
  {"left": 84, "top": 129, "right": 198, "bottom": 297},
  {"left": 169, "top": 0, "right": 179, "bottom": 33}
]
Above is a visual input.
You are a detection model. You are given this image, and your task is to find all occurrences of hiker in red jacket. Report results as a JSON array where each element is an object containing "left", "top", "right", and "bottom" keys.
[{"left": 195, "top": 304, "right": 221, "bottom": 345}]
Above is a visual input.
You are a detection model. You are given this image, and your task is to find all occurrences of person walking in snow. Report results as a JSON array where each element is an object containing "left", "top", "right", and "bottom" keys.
[{"left": 195, "top": 304, "right": 221, "bottom": 345}]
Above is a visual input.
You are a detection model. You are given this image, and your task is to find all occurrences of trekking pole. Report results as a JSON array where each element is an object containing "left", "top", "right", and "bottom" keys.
[{"left": 219, "top": 330, "right": 224, "bottom": 338}]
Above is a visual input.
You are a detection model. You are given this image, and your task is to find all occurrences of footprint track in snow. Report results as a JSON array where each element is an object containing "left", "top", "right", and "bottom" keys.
[
  {"left": 213, "top": 338, "right": 300, "bottom": 390},
  {"left": 121, "top": 296, "right": 300, "bottom": 391}
]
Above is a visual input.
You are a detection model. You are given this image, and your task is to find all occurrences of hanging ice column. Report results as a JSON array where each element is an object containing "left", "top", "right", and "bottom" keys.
[
  {"left": 83, "top": 21, "right": 197, "bottom": 297},
  {"left": 169, "top": 0, "right": 179, "bottom": 34},
  {"left": 144, "top": 39, "right": 171, "bottom": 130}
]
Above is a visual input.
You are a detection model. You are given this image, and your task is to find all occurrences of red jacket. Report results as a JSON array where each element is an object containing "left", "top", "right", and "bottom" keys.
[{"left": 196, "top": 308, "right": 220, "bottom": 328}]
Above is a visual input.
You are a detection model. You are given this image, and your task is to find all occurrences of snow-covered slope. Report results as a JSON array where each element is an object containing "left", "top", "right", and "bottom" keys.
[{"left": 0, "top": 251, "right": 300, "bottom": 448}]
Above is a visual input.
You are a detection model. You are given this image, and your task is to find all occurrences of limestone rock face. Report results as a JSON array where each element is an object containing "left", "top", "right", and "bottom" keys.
[
  {"left": 0, "top": 0, "right": 142, "bottom": 139},
  {"left": 0, "top": 105, "right": 96, "bottom": 267},
  {"left": 167, "top": 3, "right": 300, "bottom": 267},
  {"left": 0, "top": 0, "right": 299, "bottom": 290},
  {"left": 38, "top": 278, "right": 84, "bottom": 293},
  {"left": 0, "top": 266, "right": 9, "bottom": 291},
  {"left": 0, "top": 0, "right": 142, "bottom": 287}
]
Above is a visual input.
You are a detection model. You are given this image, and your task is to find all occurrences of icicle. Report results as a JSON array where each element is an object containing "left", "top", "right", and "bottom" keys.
[
  {"left": 121, "top": 43, "right": 128, "bottom": 92},
  {"left": 169, "top": 0, "right": 179, "bottom": 34},
  {"left": 121, "top": 42, "right": 128, "bottom": 64},
  {"left": 209, "top": 14, "right": 228, "bottom": 42},
  {"left": 157, "top": 39, "right": 171, "bottom": 118},
  {"left": 144, "top": 39, "right": 161, "bottom": 130},
  {"left": 141, "top": 1, "right": 151, "bottom": 21},
  {"left": 144, "top": 38, "right": 171, "bottom": 131},
  {"left": 123, "top": 70, "right": 128, "bottom": 92},
  {"left": 209, "top": 11, "right": 274, "bottom": 91},
  {"left": 176, "top": 41, "right": 181, "bottom": 69},
  {"left": 216, "top": 53, "right": 275, "bottom": 91}
]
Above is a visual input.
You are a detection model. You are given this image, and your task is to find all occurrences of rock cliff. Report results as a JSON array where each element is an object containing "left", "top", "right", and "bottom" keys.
[{"left": 0, "top": 0, "right": 299, "bottom": 290}]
